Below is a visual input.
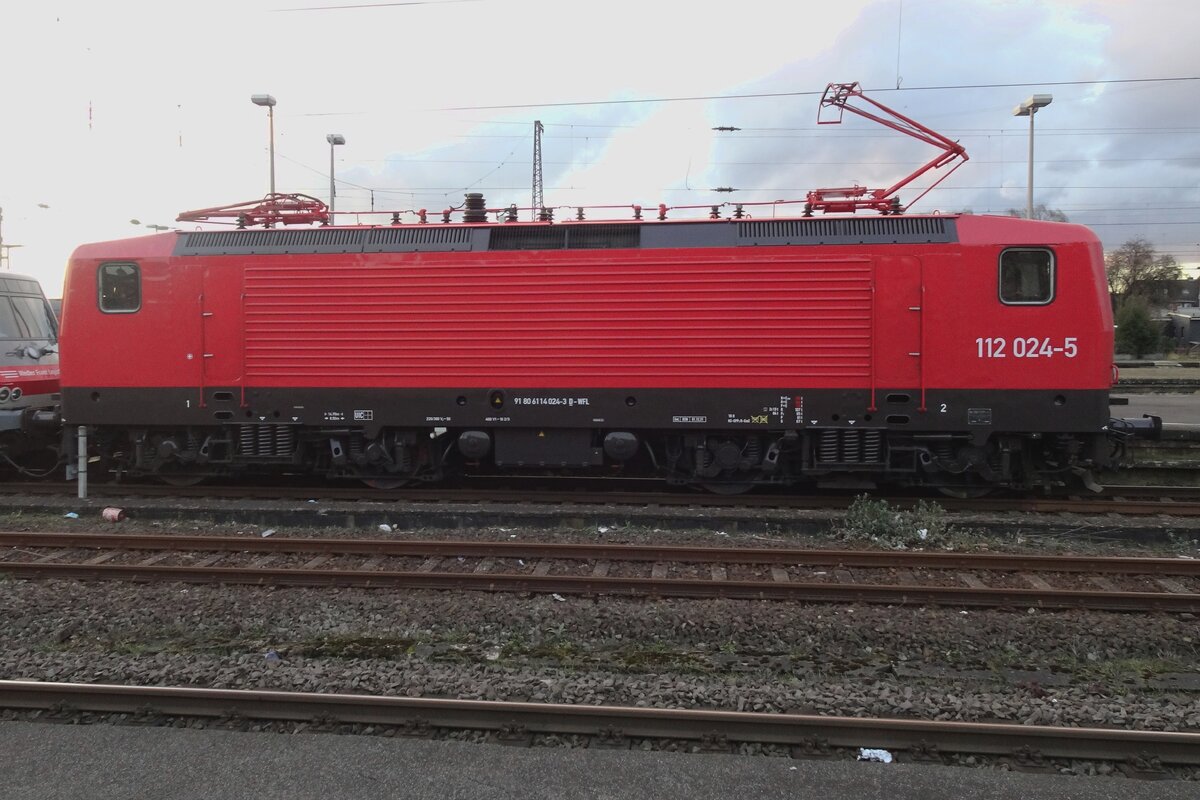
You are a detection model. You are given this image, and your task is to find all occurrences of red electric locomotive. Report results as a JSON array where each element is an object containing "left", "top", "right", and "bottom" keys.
[
  {"left": 56, "top": 84, "right": 1133, "bottom": 493},
  {"left": 58, "top": 205, "right": 1120, "bottom": 493}
]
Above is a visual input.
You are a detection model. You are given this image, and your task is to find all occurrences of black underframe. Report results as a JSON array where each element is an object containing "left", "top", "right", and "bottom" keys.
[{"left": 66, "top": 386, "right": 1109, "bottom": 437}]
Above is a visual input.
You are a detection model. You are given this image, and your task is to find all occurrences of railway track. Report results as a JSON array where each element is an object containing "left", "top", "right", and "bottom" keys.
[
  {"left": 2, "top": 680, "right": 1197, "bottom": 768},
  {"left": 4, "top": 480, "right": 1200, "bottom": 515},
  {"left": 3, "top": 531, "right": 1198, "bottom": 612}
]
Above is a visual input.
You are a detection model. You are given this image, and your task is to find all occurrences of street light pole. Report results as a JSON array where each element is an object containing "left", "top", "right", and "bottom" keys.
[
  {"left": 251, "top": 94, "right": 278, "bottom": 195},
  {"left": 1012, "top": 94, "right": 1052, "bottom": 219},
  {"left": 326, "top": 134, "right": 346, "bottom": 216}
]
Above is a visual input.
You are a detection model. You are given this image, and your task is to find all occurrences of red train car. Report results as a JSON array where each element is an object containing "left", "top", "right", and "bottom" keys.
[
  {"left": 59, "top": 209, "right": 1117, "bottom": 492},
  {"left": 0, "top": 273, "right": 61, "bottom": 472}
]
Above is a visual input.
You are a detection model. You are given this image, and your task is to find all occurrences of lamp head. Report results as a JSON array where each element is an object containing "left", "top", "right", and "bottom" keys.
[
  {"left": 1013, "top": 94, "right": 1052, "bottom": 117},
  {"left": 250, "top": 94, "right": 277, "bottom": 108},
  {"left": 326, "top": 134, "right": 346, "bottom": 146}
]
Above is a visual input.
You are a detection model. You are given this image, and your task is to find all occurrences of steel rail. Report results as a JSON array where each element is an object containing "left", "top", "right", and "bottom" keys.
[
  {"left": 1, "top": 680, "right": 1197, "bottom": 765},
  {"left": 2, "top": 560, "right": 1197, "bottom": 611},
  {"left": 4, "top": 481, "right": 1200, "bottom": 514},
  {"left": 3, "top": 531, "right": 1199, "bottom": 575}
]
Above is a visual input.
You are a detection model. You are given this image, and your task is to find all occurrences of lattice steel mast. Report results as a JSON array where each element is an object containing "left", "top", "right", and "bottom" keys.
[{"left": 531, "top": 120, "right": 544, "bottom": 221}]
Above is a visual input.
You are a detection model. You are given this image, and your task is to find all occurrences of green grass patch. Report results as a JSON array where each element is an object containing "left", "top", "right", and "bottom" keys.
[{"left": 295, "top": 634, "right": 417, "bottom": 660}]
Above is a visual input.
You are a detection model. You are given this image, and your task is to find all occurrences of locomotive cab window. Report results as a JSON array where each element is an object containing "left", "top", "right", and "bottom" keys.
[
  {"left": 11, "top": 296, "right": 57, "bottom": 339},
  {"left": 999, "top": 248, "right": 1054, "bottom": 305},
  {"left": 98, "top": 263, "right": 141, "bottom": 313},
  {"left": 0, "top": 299, "right": 21, "bottom": 339}
]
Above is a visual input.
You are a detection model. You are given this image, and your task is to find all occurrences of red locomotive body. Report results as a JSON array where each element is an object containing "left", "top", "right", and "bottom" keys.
[{"left": 60, "top": 211, "right": 1115, "bottom": 492}]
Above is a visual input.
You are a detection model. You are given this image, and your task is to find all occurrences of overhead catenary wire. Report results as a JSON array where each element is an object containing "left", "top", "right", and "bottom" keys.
[
  {"left": 275, "top": 151, "right": 376, "bottom": 193},
  {"left": 436, "top": 76, "right": 1200, "bottom": 111},
  {"left": 292, "top": 113, "right": 1200, "bottom": 138},
  {"left": 284, "top": 77, "right": 1200, "bottom": 118},
  {"left": 459, "top": 135, "right": 531, "bottom": 196}
]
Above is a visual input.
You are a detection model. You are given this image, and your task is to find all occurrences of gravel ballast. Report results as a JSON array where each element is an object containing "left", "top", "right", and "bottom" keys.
[
  {"left": 1, "top": 578, "right": 1197, "bottom": 732},
  {"left": 2, "top": 500, "right": 1199, "bottom": 781}
]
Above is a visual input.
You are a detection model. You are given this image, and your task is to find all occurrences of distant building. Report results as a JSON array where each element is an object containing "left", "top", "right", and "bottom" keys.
[
  {"left": 1136, "top": 278, "right": 1200, "bottom": 312},
  {"left": 1167, "top": 307, "right": 1200, "bottom": 353}
]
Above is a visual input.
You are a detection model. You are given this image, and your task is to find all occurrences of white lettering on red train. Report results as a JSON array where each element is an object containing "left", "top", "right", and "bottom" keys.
[
  {"left": 513, "top": 396, "right": 591, "bottom": 407},
  {"left": 975, "top": 337, "right": 1077, "bottom": 359}
]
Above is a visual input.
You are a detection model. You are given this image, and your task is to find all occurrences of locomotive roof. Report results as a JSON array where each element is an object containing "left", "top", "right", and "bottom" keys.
[
  {"left": 166, "top": 214, "right": 964, "bottom": 257},
  {"left": 0, "top": 274, "right": 47, "bottom": 294},
  {"left": 69, "top": 212, "right": 1099, "bottom": 261}
]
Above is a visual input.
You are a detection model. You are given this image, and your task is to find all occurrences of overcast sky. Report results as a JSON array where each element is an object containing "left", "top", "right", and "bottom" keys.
[{"left": 2, "top": 0, "right": 1198, "bottom": 295}]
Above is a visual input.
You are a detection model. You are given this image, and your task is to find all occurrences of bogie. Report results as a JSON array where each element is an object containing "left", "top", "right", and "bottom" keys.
[{"left": 88, "top": 419, "right": 1108, "bottom": 495}]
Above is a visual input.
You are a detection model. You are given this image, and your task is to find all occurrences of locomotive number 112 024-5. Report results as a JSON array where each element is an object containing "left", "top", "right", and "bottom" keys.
[{"left": 975, "top": 337, "right": 1078, "bottom": 358}]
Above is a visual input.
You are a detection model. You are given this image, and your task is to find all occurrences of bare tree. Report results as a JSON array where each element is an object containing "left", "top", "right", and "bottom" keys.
[
  {"left": 1005, "top": 204, "right": 1069, "bottom": 222},
  {"left": 1105, "top": 237, "right": 1182, "bottom": 299}
]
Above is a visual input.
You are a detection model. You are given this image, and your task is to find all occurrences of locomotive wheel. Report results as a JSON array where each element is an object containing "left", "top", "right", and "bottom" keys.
[
  {"left": 157, "top": 471, "right": 207, "bottom": 487},
  {"left": 700, "top": 480, "right": 756, "bottom": 495},
  {"left": 936, "top": 483, "right": 994, "bottom": 499},
  {"left": 360, "top": 477, "right": 411, "bottom": 490}
]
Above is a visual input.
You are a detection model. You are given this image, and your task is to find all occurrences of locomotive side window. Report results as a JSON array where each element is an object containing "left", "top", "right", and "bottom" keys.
[
  {"left": 999, "top": 248, "right": 1054, "bottom": 305},
  {"left": 98, "top": 262, "right": 141, "bottom": 313}
]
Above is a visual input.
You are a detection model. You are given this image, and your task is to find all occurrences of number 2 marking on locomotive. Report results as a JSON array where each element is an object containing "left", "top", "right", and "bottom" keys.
[{"left": 939, "top": 403, "right": 947, "bottom": 413}]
